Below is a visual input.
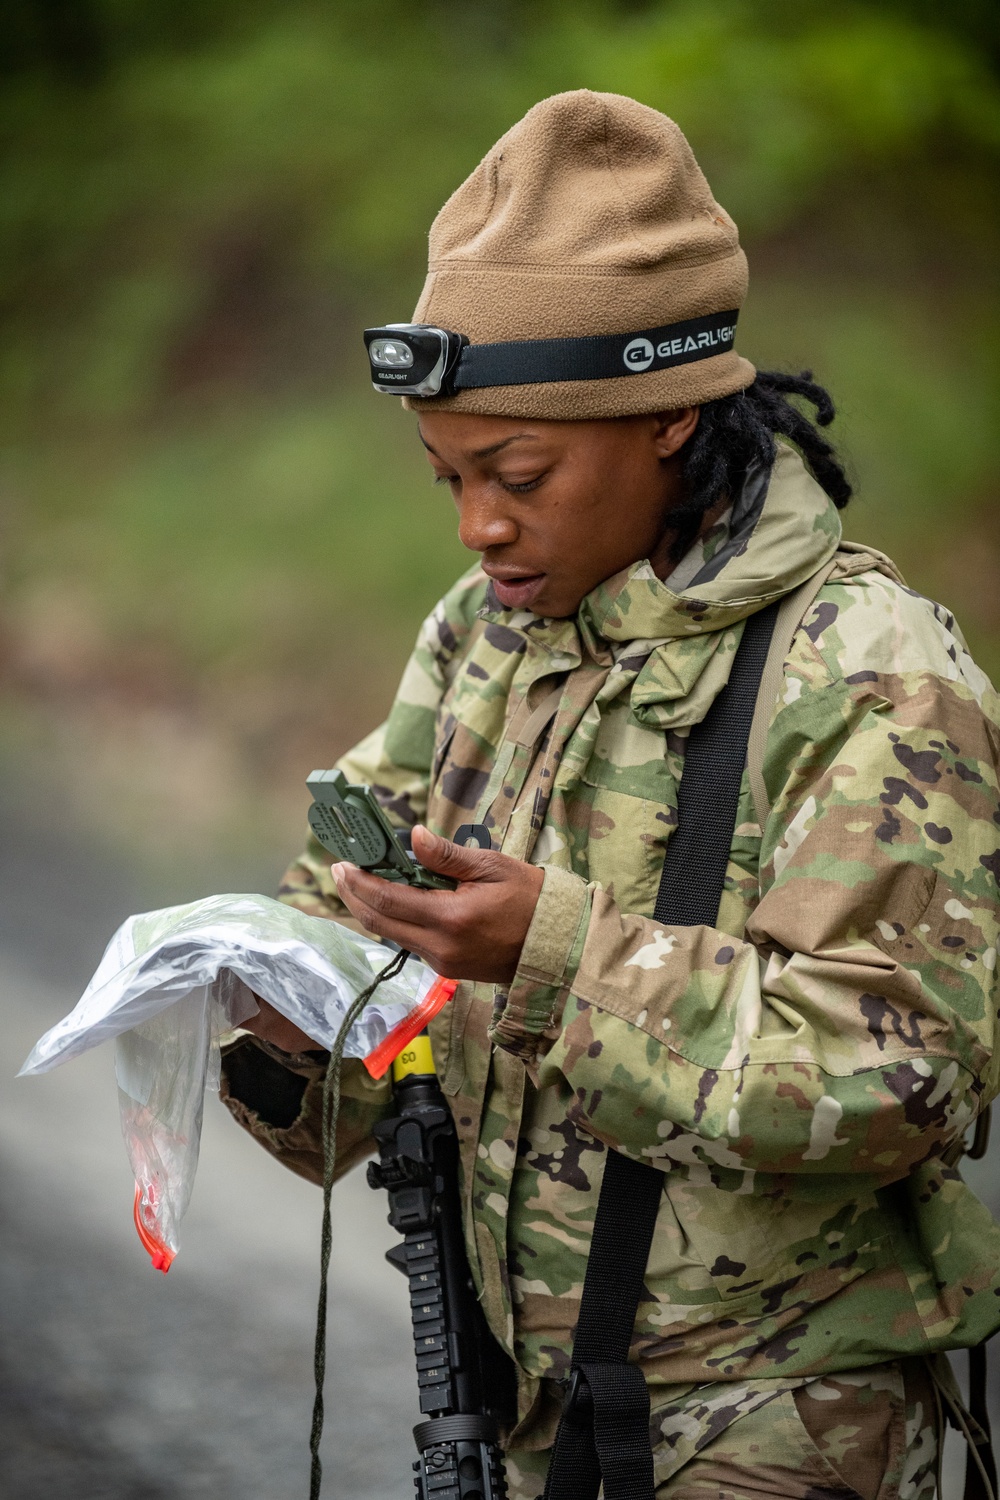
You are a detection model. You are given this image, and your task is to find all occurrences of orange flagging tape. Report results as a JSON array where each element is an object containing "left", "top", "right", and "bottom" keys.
[
  {"left": 362, "top": 976, "right": 458, "bottom": 1079},
  {"left": 133, "top": 1185, "right": 175, "bottom": 1273}
]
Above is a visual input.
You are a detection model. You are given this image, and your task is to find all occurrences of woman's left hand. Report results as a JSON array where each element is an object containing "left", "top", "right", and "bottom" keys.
[{"left": 331, "top": 825, "right": 544, "bottom": 984}]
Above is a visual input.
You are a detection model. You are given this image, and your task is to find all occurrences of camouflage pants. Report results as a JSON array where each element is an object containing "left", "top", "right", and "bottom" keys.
[{"left": 505, "top": 1359, "right": 940, "bottom": 1500}]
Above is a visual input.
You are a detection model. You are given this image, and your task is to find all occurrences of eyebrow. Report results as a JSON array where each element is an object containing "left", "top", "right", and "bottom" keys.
[{"left": 419, "top": 432, "right": 541, "bottom": 461}]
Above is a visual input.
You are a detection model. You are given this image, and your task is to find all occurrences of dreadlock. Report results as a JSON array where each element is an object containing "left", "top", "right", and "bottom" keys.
[{"left": 671, "top": 370, "right": 852, "bottom": 562}]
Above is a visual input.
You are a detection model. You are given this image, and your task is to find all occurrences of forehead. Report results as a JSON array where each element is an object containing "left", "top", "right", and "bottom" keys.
[{"left": 417, "top": 410, "right": 620, "bottom": 460}]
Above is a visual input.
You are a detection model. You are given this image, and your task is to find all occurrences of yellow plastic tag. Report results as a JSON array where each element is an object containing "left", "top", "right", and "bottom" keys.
[{"left": 392, "top": 1034, "right": 437, "bottom": 1080}]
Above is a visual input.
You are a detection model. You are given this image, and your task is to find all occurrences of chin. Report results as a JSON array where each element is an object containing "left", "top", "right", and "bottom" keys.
[{"left": 530, "top": 593, "right": 574, "bottom": 619}]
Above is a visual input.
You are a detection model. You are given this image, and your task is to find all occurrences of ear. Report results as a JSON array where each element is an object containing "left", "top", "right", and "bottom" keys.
[{"left": 651, "top": 406, "right": 700, "bottom": 459}]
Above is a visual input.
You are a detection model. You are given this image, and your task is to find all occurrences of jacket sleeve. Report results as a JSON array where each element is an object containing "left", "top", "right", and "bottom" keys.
[
  {"left": 220, "top": 566, "right": 489, "bottom": 1174},
  {"left": 491, "top": 641, "right": 1000, "bottom": 1183},
  {"left": 219, "top": 1036, "right": 391, "bottom": 1187}
]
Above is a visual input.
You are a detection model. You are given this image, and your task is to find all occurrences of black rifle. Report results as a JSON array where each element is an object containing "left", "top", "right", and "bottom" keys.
[{"left": 367, "top": 1037, "right": 514, "bottom": 1500}]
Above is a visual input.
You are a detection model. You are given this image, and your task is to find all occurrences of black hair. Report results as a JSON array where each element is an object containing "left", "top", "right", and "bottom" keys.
[{"left": 672, "top": 370, "right": 852, "bottom": 562}]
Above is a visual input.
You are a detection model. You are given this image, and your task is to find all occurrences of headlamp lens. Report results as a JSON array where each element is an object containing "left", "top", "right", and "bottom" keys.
[{"left": 369, "top": 338, "right": 414, "bottom": 369}]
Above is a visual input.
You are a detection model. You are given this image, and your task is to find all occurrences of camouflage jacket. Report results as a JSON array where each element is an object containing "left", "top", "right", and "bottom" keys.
[{"left": 222, "top": 444, "right": 1000, "bottom": 1428}]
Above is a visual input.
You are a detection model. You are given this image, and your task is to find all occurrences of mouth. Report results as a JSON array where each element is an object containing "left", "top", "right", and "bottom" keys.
[{"left": 484, "top": 569, "right": 547, "bottom": 610}]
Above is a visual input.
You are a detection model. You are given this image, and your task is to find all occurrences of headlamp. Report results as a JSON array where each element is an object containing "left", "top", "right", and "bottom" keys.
[
  {"left": 364, "top": 311, "right": 740, "bottom": 399},
  {"left": 364, "top": 325, "right": 468, "bottom": 397}
]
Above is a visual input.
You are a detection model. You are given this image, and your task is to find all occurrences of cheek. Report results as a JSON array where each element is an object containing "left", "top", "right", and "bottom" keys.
[
  {"left": 523, "top": 450, "right": 664, "bottom": 588},
  {"left": 556, "top": 483, "right": 656, "bottom": 574},
  {"left": 536, "top": 497, "right": 609, "bottom": 573}
]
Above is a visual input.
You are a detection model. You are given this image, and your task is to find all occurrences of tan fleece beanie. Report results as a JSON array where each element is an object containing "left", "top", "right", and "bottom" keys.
[{"left": 404, "top": 89, "right": 754, "bottom": 420}]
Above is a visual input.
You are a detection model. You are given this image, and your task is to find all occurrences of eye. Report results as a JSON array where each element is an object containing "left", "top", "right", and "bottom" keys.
[
  {"left": 500, "top": 475, "right": 545, "bottom": 494},
  {"left": 433, "top": 473, "right": 459, "bottom": 487}
]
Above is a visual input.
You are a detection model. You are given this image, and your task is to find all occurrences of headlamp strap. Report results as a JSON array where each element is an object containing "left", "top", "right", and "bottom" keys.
[{"left": 453, "top": 308, "right": 738, "bottom": 390}]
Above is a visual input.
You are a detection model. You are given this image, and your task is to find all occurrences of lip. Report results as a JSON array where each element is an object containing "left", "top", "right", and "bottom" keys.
[{"left": 485, "top": 570, "right": 547, "bottom": 610}]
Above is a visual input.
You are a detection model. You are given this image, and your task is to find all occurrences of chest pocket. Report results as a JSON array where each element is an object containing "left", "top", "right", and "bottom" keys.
[
  {"left": 429, "top": 716, "right": 498, "bottom": 833},
  {"left": 427, "top": 638, "right": 528, "bottom": 837},
  {"left": 428, "top": 672, "right": 506, "bottom": 834},
  {"left": 579, "top": 707, "right": 679, "bottom": 919}
]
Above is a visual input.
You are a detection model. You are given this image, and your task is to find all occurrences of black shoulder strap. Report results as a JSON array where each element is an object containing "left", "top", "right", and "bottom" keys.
[
  {"left": 654, "top": 600, "right": 780, "bottom": 927},
  {"left": 543, "top": 600, "right": 780, "bottom": 1500}
]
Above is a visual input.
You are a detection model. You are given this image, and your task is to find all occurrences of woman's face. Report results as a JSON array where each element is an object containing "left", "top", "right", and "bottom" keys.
[{"left": 418, "top": 407, "right": 699, "bottom": 619}]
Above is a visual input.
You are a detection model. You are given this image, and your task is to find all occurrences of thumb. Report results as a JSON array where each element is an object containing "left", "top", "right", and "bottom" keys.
[{"left": 412, "top": 824, "right": 502, "bottom": 883}]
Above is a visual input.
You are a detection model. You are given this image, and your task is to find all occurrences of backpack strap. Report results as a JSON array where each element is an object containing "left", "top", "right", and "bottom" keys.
[
  {"left": 542, "top": 599, "right": 781, "bottom": 1500},
  {"left": 542, "top": 1150, "right": 666, "bottom": 1500}
]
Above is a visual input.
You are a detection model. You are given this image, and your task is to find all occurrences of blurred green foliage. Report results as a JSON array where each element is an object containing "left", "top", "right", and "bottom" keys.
[{"left": 0, "top": 0, "right": 997, "bottom": 849}]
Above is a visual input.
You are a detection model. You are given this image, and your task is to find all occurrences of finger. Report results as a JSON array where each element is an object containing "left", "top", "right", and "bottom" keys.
[
  {"left": 411, "top": 825, "right": 505, "bottom": 883},
  {"left": 331, "top": 867, "right": 437, "bottom": 947},
  {"left": 331, "top": 891, "right": 450, "bottom": 971},
  {"left": 332, "top": 862, "right": 446, "bottom": 927},
  {"left": 336, "top": 895, "right": 410, "bottom": 947}
]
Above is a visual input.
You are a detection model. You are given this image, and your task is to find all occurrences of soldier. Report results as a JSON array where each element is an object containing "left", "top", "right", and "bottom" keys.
[{"left": 220, "top": 92, "right": 1000, "bottom": 1498}]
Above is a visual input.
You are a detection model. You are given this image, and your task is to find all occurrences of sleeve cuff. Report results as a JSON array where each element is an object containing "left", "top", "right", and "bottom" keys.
[
  {"left": 489, "top": 864, "right": 592, "bottom": 1058},
  {"left": 220, "top": 1035, "right": 329, "bottom": 1128}
]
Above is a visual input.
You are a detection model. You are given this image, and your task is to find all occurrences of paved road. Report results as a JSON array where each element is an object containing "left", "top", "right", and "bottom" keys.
[
  {"left": 2, "top": 951, "right": 418, "bottom": 1500},
  {"left": 0, "top": 791, "right": 996, "bottom": 1497}
]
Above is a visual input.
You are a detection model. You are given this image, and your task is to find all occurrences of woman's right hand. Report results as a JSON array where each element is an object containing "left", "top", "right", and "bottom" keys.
[{"left": 239, "top": 994, "right": 323, "bottom": 1054}]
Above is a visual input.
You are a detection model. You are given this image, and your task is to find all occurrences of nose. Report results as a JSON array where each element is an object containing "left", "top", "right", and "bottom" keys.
[{"left": 456, "top": 485, "right": 519, "bottom": 555}]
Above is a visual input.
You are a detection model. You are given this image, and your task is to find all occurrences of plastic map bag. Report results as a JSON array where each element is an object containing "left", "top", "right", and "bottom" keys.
[{"left": 19, "top": 894, "right": 455, "bottom": 1269}]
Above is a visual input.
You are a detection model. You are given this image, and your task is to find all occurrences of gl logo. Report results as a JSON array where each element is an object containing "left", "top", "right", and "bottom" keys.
[{"left": 622, "top": 337, "right": 654, "bottom": 372}]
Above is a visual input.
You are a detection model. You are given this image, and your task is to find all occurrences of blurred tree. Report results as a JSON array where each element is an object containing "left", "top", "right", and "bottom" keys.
[
  {"left": 0, "top": 0, "right": 996, "bottom": 854},
  {"left": 1, "top": 0, "right": 995, "bottom": 427}
]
